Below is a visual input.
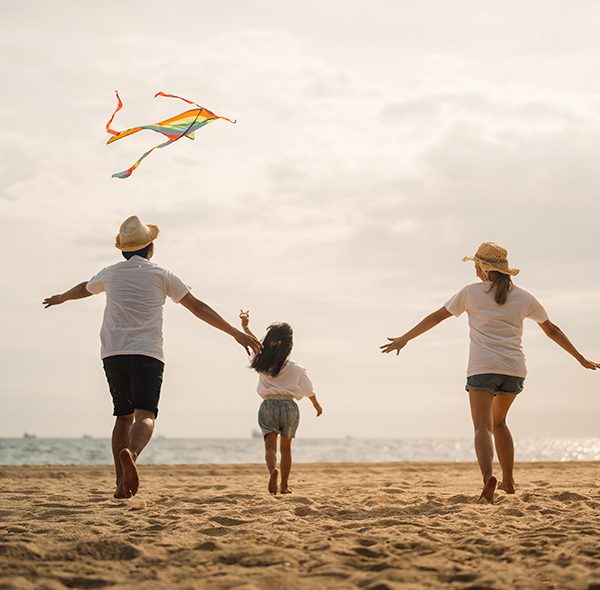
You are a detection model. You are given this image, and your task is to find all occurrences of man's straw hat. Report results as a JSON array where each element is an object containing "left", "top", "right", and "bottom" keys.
[
  {"left": 115, "top": 215, "right": 160, "bottom": 252},
  {"left": 463, "top": 242, "right": 520, "bottom": 276}
]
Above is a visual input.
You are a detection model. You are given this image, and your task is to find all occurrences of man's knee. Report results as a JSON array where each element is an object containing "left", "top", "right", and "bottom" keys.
[
  {"left": 133, "top": 408, "right": 156, "bottom": 421},
  {"left": 493, "top": 418, "right": 507, "bottom": 432}
]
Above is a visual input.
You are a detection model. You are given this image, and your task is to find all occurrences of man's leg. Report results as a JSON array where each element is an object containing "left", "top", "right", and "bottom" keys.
[
  {"left": 264, "top": 432, "right": 278, "bottom": 494},
  {"left": 279, "top": 436, "right": 292, "bottom": 494},
  {"left": 112, "top": 414, "right": 134, "bottom": 499},
  {"left": 119, "top": 408, "right": 156, "bottom": 497},
  {"left": 468, "top": 389, "right": 497, "bottom": 504},
  {"left": 492, "top": 394, "right": 517, "bottom": 494}
]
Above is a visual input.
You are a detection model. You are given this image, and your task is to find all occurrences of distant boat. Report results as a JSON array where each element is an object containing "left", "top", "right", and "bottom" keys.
[
  {"left": 82, "top": 434, "right": 93, "bottom": 439},
  {"left": 22, "top": 432, "right": 36, "bottom": 439},
  {"left": 251, "top": 430, "right": 263, "bottom": 439}
]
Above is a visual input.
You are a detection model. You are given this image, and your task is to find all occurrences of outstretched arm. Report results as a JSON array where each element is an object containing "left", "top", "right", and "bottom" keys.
[
  {"left": 380, "top": 306, "right": 452, "bottom": 355},
  {"left": 538, "top": 320, "right": 599, "bottom": 370},
  {"left": 179, "top": 293, "right": 262, "bottom": 355},
  {"left": 43, "top": 282, "right": 92, "bottom": 308},
  {"left": 239, "top": 309, "right": 258, "bottom": 340}
]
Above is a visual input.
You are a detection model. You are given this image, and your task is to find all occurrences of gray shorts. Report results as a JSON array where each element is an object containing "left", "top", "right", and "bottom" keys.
[
  {"left": 258, "top": 399, "right": 300, "bottom": 439},
  {"left": 466, "top": 373, "right": 525, "bottom": 395}
]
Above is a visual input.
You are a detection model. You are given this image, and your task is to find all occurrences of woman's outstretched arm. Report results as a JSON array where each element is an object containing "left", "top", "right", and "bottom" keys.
[
  {"left": 380, "top": 306, "right": 452, "bottom": 355},
  {"left": 538, "top": 320, "right": 599, "bottom": 370}
]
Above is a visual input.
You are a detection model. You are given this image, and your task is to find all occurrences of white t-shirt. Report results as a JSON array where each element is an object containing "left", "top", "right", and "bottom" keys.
[
  {"left": 256, "top": 360, "right": 316, "bottom": 400},
  {"left": 86, "top": 256, "right": 190, "bottom": 362},
  {"left": 444, "top": 282, "right": 549, "bottom": 378}
]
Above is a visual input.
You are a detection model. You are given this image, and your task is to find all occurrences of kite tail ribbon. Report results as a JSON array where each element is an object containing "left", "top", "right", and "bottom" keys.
[
  {"left": 105, "top": 91, "right": 144, "bottom": 144},
  {"left": 112, "top": 138, "right": 174, "bottom": 179},
  {"left": 155, "top": 91, "right": 237, "bottom": 124}
]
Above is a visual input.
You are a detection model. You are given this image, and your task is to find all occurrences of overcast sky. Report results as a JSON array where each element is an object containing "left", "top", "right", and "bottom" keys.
[{"left": 1, "top": 0, "right": 599, "bottom": 440}]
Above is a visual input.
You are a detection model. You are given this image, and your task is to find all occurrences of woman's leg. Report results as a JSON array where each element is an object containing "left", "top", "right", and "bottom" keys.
[
  {"left": 468, "top": 389, "right": 497, "bottom": 503},
  {"left": 492, "top": 394, "right": 517, "bottom": 493},
  {"left": 264, "top": 432, "right": 278, "bottom": 494},
  {"left": 279, "top": 436, "right": 292, "bottom": 494}
]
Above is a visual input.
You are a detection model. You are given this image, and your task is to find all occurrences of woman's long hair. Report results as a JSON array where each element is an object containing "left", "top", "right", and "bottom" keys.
[
  {"left": 487, "top": 270, "right": 513, "bottom": 305},
  {"left": 251, "top": 323, "right": 293, "bottom": 377}
]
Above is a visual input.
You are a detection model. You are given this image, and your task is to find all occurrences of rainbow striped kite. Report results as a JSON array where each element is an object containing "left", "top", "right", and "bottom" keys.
[{"left": 106, "top": 91, "right": 236, "bottom": 178}]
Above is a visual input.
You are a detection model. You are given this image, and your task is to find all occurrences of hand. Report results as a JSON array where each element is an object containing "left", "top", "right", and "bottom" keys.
[
  {"left": 239, "top": 309, "right": 250, "bottom": 328},
  {"left": 233, "top": 329, "right": 262, "bottom": 356},
  {"left": 578, "top": 357, "right": 600, "bottom": 370},
  {"left": 43, "top": 294, "right": 65, "bottom": 308},
  {"left": 314, "top": 403, "right": 323, "bottom": 417},
  {"left": 380, "top": 336, "right": 408, "bottom": 355}
]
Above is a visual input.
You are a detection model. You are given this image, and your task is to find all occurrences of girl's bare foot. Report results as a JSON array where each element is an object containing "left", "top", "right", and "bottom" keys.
[
  {"left": 268, "top": 469, "right": 278, "bottom": 495},
  {"left": 477, "top": 475, "right": 497, "bottom": 504},
  {"left": 498, "top": 480, "right": 516, "bottom": 494},
  {"left": 280, "top": 486, "right": 291, "bottom": 494},
  {"left": 114, "top": 484, "right": 131, "bottom": 499}
]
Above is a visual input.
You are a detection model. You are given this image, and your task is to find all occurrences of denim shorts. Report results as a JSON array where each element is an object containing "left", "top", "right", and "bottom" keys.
[
  {"left": 103, "top": 354, "right": 164, "bottom": 417},
  {"left": 258, "top": 399, "right": 300, "bottom": 439},
  {"left": 466, "top": 373, "right": 525, "bottom": 395}
]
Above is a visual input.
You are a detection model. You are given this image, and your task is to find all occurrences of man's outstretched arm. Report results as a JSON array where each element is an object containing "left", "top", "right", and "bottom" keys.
[
  {"left": 179, "top": 293, "right": 262, "bottom": 355},
  {"left": 43, "top": 282, "right": 93, "bottom": 308}
]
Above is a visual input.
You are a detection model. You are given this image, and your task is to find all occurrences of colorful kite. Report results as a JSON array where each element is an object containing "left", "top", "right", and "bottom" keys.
[{"left": 106, "top": 91, "right": 236, "bottom": 178}]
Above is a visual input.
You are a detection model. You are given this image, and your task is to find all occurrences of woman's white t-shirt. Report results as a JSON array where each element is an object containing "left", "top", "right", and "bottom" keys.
[
  {"left": 256, "top": 360, "right": 315, "bottom": 400},
  {"left": 444, "top": 282, "right": 548, "bottom": 378}
]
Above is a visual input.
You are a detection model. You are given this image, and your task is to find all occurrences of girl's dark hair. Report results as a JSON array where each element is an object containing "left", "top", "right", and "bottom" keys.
[
  {"left": 487, "top": 270, "right": 513, "bottom": 305},
  {"left": 122, "top": 243, "right": 152, "bottom": 260},
  {"left": 251, "top": 323, "right": 293, "bottom": 377}
]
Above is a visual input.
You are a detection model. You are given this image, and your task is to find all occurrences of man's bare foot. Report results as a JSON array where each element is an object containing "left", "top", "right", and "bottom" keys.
[
  {"left": 280, "top": 486, "right": 291, "bottom": 494},
  {"left": 477, "top": 475, "right": 497, "bottom": 504},
  {"left": 113, "top": 484, "right": 132, "bottom": 499},
  {"left": 119, "top": 449, "right": 139, "bottom": 496},
  {"left": 268, "top": 469, "right": 278, "bottom": 495},
  {"left": 498, "top": 480, "right": 516, "bottom": 494}
]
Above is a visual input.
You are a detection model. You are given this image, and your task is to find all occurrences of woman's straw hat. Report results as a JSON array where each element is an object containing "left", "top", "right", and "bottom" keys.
[
  {"left": 115, "top": 215, "right": 160, "bottom": 252},
  {"left": 463, "top": 242, "right": 520, "bottom": 276}
]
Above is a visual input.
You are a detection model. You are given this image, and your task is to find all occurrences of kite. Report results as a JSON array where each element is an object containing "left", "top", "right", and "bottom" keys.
[{"left": 106, "top": 91, "right": 236, "bottom": 178}]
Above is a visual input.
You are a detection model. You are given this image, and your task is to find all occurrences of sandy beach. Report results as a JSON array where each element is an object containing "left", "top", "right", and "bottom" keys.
[{"left": 0, "top": 462, "right": 599, "bottom": 590}]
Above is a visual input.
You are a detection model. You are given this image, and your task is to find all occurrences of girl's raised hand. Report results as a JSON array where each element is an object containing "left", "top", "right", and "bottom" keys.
[
  {"left": 380, "top": 336, "right": 408, "bottom": 355},
  {"left": 239, "top": 309, "right": 250, "bottom": 328}
]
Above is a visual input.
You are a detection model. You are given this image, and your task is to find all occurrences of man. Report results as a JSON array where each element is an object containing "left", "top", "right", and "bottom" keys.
[{"left": 43, "top": 215, "right": 261, "bottom": 498}]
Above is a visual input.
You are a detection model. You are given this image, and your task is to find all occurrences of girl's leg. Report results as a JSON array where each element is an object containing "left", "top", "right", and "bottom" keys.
[
  {"left": 264, "top": 432, "right": 278, "bottom": 494},
  {"left": 492, "top": 394, "right": 517, "bottom": 493},
  {"left": 468, "top": 389, "right": 497, "bottom": 503},
  {"left": 279, "top": 436, "right": 292, "bottom": 494}
]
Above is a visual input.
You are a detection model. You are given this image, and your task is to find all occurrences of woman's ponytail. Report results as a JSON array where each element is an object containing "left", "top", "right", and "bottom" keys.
[{"left": 487, "top": 270, "right": 512, "bottom": 305}]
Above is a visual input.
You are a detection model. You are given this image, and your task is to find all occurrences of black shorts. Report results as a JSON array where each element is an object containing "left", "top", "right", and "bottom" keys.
[{"left": 102, "top": 355, "right": 164, "bottom": 418}]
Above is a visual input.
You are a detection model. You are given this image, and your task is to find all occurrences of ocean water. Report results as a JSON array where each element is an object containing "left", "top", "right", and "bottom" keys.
[{"left": 1, "top": 437, "right": 599, "bottom": 465}]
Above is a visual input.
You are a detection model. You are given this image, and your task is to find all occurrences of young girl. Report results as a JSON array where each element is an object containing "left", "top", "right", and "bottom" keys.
[
  {"left": 240, "top": 311, "right": 323, "bottom": 495},
  {"left": 380, "top": 242, "right": 599, "bottom": 504}
]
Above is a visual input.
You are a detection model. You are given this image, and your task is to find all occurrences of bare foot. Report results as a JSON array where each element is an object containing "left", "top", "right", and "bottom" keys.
[
  {"left": 113, "top": 484, "right": 132, "bottom": 499},
  {"left": 498, "top": 480, "right": 516, "bottom": 494},
  {"left": 119, "top": 449, "right": 139, "bottom": 497},
  {"left": 477, "top": 475, "right": 497, "bottom": 504},
  {"left": 280, "top": 486, "right": 291, "bottom": 494},
  {"left": 268, "top": 469, "right": 278, "bottom": 495}
]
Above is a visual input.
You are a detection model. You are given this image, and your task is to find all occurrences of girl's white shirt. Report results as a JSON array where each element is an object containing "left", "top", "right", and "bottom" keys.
[
  {"left": 255, "top": 360, "right": 315, "bottom": 400},
  {"left": 444, "top": 282, "right": 548, "bottom": 378}
]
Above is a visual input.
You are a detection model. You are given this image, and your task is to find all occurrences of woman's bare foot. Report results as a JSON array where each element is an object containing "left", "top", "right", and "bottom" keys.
[
  {"left": 498, "top": 480, "right": 516, "bottom": 494},
  {"left": 119, "top": 449, "right": 139, "bottom": 497},
  {"left": 268, "top": 469, "right": 278, "bottom": 495},
  {"left": 477, "top": 475, "right": 497, "bottom": 504},
  {"left": 280, "top": 486, "right": 291, "bottom": 494}
]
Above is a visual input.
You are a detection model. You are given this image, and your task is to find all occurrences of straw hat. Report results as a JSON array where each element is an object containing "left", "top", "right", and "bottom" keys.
[
  {"left": 463, "top": 242, "right": 520, "bottom": 276},
  {"left": 115, "top": 215, "right": 159, "bottom": 252}
]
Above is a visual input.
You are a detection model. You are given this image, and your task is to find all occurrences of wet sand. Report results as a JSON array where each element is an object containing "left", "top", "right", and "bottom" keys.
[{"left": 0, "top": 462, "right": 599, "bottom": 589}]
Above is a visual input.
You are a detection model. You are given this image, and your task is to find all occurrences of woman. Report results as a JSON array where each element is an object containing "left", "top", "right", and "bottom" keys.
[{"left": 380, "top": 242, "right": 598, "bottom": 504}]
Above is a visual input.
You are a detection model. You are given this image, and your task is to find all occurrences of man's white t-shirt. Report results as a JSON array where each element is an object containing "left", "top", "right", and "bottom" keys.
[
  {"left": 444, "top": 282, "right": 548, "bottom": 378},
  {"left": 86, "top": 256, "right": 190, "bottom": 362},
  {"left": 256, "top": 360, "right": 315, "bottom": 401}
]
